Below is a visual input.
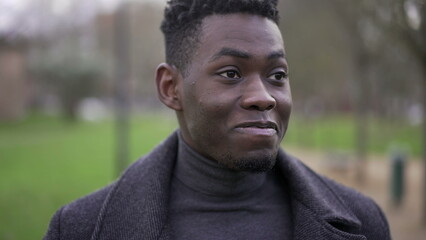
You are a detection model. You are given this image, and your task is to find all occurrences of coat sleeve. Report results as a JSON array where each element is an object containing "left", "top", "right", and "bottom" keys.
[{"left": 43, "top": 207, "right": 64, "bottom": 240}]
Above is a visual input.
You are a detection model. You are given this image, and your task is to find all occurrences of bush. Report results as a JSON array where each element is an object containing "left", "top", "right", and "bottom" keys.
[{"left": 33, "top": 57, "right": 103, "bottom": 120}]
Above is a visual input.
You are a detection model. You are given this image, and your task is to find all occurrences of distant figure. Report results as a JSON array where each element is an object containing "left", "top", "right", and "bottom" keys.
[{"left": 44, "top": 0, "right": 391, "bottom": 239}]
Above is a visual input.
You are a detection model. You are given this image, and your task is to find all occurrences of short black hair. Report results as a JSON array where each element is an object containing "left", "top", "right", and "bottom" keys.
[{"left": 160, "top": 0, "right": 280, "bottom": 75}]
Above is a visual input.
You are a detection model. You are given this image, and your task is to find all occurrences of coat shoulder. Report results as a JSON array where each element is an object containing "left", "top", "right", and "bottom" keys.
[
  {"left": 43, "top": 184, "right": 114, "bottom": 240},
  {"left": 320, "top": 175, "right": 391, "bottom": 239}
]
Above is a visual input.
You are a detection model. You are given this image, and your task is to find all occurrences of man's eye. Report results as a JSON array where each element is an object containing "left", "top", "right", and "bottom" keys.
[
  {"left": 268, "top": 71, "right": 288, "bottom": 81},
  {"left": 219, "top": 70, "right": 241, "bottom": 79}
]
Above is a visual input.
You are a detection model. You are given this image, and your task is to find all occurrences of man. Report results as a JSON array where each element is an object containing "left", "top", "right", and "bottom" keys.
[{"left": 44, "top": 0, "right": 391, "bottom": 239}]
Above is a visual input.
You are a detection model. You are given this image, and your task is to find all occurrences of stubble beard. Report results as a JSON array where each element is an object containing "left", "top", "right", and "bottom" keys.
[{"left": 216, "top": 150, "right": 278, "bottom": 172}]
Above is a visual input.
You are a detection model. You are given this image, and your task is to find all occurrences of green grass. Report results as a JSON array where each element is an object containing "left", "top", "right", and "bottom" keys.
[
  {"left": 284, "top": 114, "right": 422, "bottom": 157},
  {"left": 0, "top": 113, "right": 177, "bottom": 240},
  {"left": 0, "top": 112, "right": 421, "bottom": 239}
]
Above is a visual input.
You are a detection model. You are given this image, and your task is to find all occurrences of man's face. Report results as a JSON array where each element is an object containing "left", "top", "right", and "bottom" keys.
[{"left": 177, "top": 14, "right": 292, "bottom": 171}]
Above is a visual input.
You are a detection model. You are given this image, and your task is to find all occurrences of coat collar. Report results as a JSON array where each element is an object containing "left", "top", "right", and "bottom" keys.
[
  {"left": 91, "top": 132, "right": 179, "bottom": 240},
  {"left": 92, "top": 131, "right": 364, "bottom": 240},
  {"left": 275, "top": 150, "right": 364, "bottom": 239}
]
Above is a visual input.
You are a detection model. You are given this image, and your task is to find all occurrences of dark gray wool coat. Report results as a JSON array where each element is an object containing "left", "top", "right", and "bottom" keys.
[{"left": 44, "top": 131, "right": 391, "bottom": 240}]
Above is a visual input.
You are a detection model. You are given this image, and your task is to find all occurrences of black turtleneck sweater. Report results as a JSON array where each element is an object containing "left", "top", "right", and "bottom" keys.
[{"left": 167, "top": 134, "right": 293, "bottom": 239}]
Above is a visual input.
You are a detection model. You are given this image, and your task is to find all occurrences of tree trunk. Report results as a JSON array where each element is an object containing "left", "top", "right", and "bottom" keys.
[
  {"left": 354, "top": 50, "right": 370, "bottom": 184},
  {"left": 114, "top": 3, "right": 131, "bottom": 178},
  {"left": 422, "top": 55, "right": 426, "bottom": 225}
]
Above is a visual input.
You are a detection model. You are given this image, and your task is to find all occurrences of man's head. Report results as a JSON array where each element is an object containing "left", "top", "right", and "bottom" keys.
[
  {"left": 160, "top": 0, "right": 280, "bottom": 75},
  {"left": 156, "top": 0, "right": 292, "bottom": 172}
]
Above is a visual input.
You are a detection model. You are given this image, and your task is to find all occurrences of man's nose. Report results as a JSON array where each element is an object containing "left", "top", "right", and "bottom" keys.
[{"left": 240, "top": 77, "right": 276, "bottom": 111}]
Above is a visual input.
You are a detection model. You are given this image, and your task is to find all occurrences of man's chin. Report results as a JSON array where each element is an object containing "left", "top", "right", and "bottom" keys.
[{"left": 217, "top": 151, "right": 278, "bottom": 172}]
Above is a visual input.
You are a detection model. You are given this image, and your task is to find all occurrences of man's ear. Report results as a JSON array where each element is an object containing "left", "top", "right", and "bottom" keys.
[{"left": 155, "top": 63, "right": 183, "bottom": 111}]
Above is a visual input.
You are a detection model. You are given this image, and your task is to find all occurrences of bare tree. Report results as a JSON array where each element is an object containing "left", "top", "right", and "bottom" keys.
[
  {"left": 323, "top": 0, "right": 377, "bottom": 183},
  {"left": 330, "top": 0, "right": 426, "bottom": 224},
  {"left": 113, "top": 2, "right": 132, "bottom": 177}
]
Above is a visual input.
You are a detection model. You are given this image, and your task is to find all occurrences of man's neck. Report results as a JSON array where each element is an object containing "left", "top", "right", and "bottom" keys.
[{"left": 175, "top": 132, "right": 267, "bottom": 198}]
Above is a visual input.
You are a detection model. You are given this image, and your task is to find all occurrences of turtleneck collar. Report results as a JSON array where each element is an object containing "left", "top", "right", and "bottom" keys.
[{"left": 174, "top": 132, "right": 267, "bottom": 198}]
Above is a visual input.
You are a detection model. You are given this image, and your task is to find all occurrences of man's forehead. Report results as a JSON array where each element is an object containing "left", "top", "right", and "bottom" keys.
[
  {"left": 198, "top": 14, "right": 284, "bottom": 56},
  {"left": 209, "top": 47, "right": 286, "bottom": 63}
]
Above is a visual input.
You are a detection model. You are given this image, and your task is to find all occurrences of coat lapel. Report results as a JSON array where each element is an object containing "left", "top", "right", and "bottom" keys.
[
  {"left": 276, "top": 150, "right": 366, "bottom": 240},
  {"left": 92, "top": 132, "right": 179, "bottom": 240}
]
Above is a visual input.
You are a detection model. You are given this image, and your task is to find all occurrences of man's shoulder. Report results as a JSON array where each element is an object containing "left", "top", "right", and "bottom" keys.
[
  {"left": 44, "top": 184, "right": 114, "bottom": 240},
  {"left": 321, "top": 175, "right": 391, "bottom": 238},
  {"left": 44, "top": 132, "right": 180, "bottom": 240},
  {"left": 282, "top": 151, "right": 382, "bottom": 208},
  {"left": 63, "top": 183, "right": 113, "bottom": 218},
  {"left": 279, "top": 151, "right": 391, "bottom": 239},
  {"left": 321, "top": 175, "right": 390, "bottom": 227}
]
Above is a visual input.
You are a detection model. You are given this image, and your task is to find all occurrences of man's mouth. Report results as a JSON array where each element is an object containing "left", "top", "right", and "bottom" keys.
[{"left": 234, "top": 121, "right": 278, "bottom": 136}]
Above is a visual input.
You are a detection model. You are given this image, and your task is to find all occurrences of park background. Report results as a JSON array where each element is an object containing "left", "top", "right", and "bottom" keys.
[{"left": 0, "top": 0, "right": 425, "bottom": 239}]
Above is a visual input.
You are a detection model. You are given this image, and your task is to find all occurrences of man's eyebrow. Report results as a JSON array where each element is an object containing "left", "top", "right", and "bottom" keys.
[
  {"left": 210, "top": 47, "right": 251, "bottom": 62},
  {"left": 267, "top": 50, "right": 286, "bottom": 60}
]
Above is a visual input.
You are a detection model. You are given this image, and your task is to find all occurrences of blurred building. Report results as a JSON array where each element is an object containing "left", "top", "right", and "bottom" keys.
[{"left": 0, "top": 38, "right": 29, "bottom": 120}]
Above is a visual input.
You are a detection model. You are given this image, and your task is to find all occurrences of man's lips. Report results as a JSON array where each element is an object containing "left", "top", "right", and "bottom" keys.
[{"left": 234, "top": 121, "right": 278, "bottom": 136}]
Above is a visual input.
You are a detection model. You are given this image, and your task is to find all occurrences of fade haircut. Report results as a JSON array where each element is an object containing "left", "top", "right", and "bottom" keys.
[{"left": 160, "top": 0, "right": 280, "bottom": 75}]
